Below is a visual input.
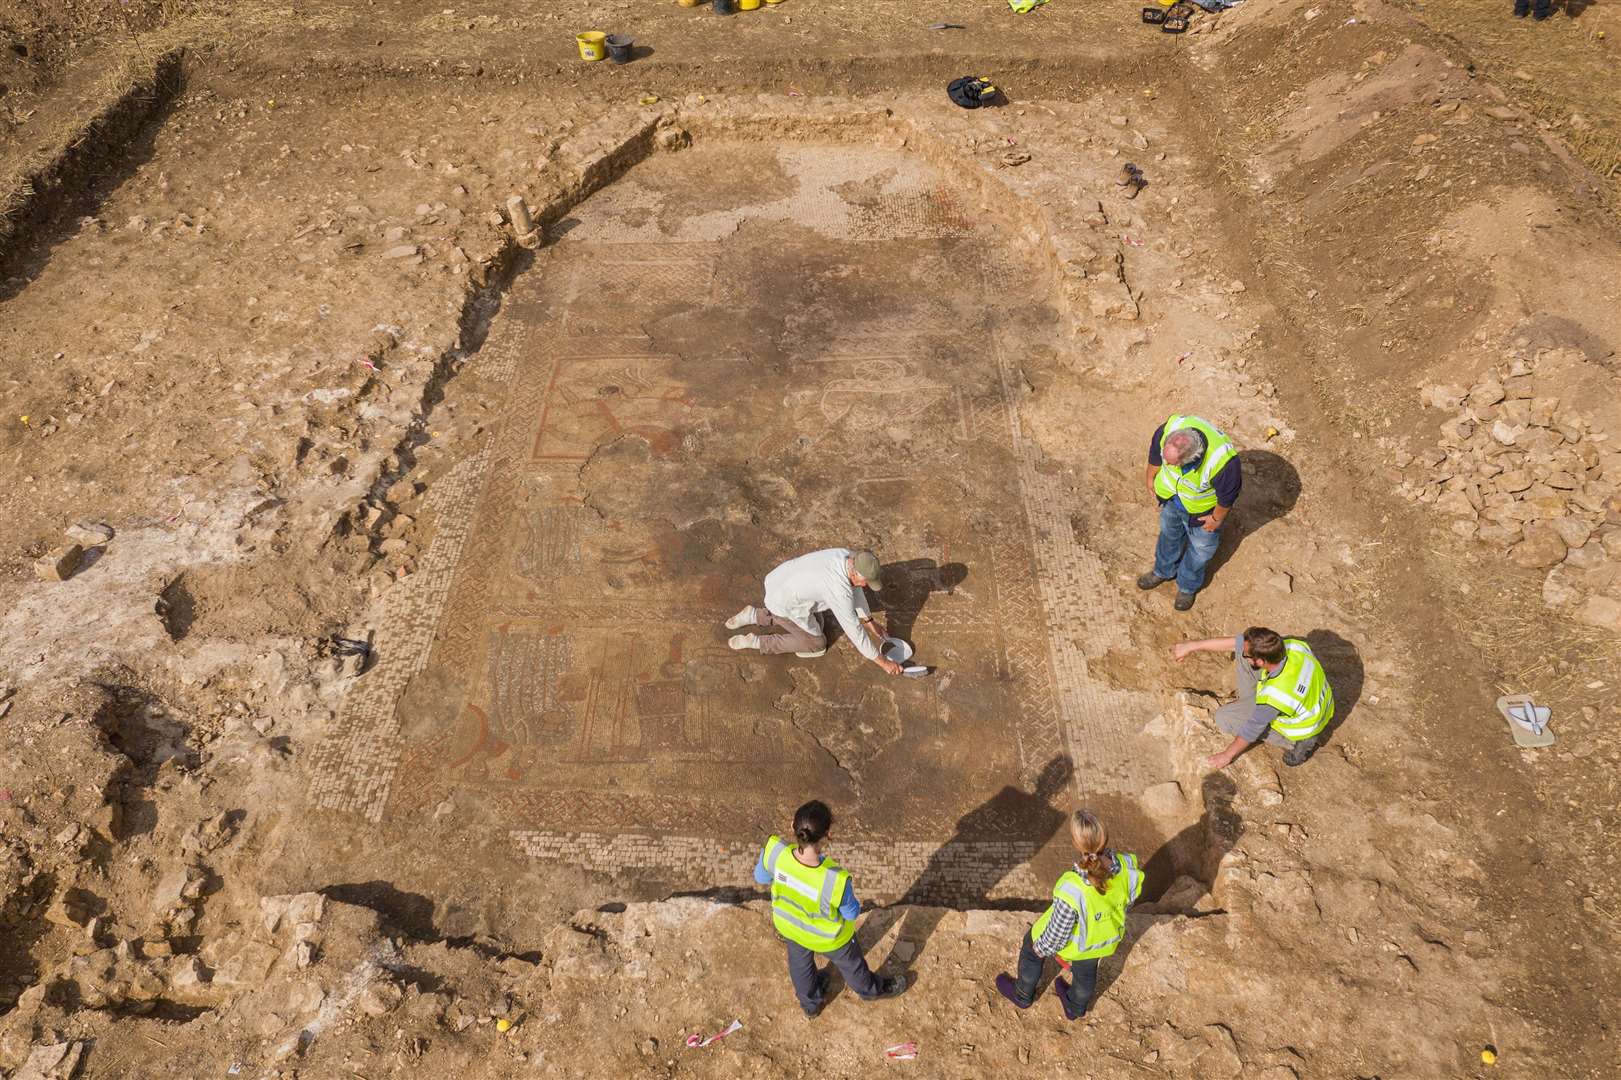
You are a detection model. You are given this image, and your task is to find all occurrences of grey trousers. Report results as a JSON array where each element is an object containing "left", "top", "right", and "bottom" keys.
[
  {"left": 1212, "top": 646, "right": 1298, "bottom": 750},
  {"left": 753, "top": 607, "right": 827, "bottom": 656}
]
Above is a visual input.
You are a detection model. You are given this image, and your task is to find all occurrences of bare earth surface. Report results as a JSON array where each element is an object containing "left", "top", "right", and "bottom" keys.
[{"left": 0, "top": 1, "right": 1618, "bottom": 1078}]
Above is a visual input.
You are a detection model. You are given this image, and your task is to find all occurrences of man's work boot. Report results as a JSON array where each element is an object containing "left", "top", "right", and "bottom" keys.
[
  {"left": 1513, "top": 0, "right": 1529, "bottom": 13},
  {"left": 1283, "top": 739, "right": 1318, "bottom": 767},
  {"left": 1137, "top": 572, "right": 1170, "bottom": 591},
  {"left": 993, "top": 973, "right": 1030, "bottom": 1009},
  {"left": 1173, "top": 591, "right": 1196, "bottom": 611},
  {"left": 728, "top": 633, "right": 760, "bottom": 651},
  {"left": 724, "top": 605, "right": 759, "bottom": 630}
]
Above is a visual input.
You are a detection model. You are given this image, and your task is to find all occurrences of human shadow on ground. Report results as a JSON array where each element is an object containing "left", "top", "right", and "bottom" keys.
[
  {"left": 853, "top": 755, "right": 1073, "bottom": 983},
  {"left": 1202, "top": 449, "right": 1301, "bottom": 589},
  {"left": 818, "top": 558, "right": 967, "bottom": 656},
  {"left": 872, "top": 558, "right": 969, "bottom": 645},
  {"left": 1093, "top": 771, "right": 1241, "bottom": 999},
  {"left": 1304, "top": 628, "right": 1363, "bottom": 747}
]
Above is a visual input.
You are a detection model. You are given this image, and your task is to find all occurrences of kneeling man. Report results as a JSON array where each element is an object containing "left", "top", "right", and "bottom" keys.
[{"left": 726, "top": 548, "right": 902, "bottom": 676}]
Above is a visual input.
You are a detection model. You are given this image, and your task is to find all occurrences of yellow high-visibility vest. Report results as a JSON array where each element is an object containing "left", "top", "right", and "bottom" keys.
[
  {"left": 762, "top": 835, "right": 857, "bottom": 952},
  {"left": 1153, "top": 415, "right": 1237, "bottom": 514},
  {"left": 1256, "top": 638, "right": 1334, "bottom": 741},
  {"left": 1029, "top": 853, "right": 1142, "bottom": 962}
]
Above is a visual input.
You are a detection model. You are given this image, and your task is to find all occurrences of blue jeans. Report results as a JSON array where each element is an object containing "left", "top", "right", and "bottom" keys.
[
  {"left": 1013, "top": 929, "right": 1098, "bottom": 1015},
  {"left": 1153, "top": 500, "right": 1222, "bottom": 594}
]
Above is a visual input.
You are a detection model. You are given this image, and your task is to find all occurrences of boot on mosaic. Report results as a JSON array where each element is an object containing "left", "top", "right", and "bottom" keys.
[
  {"left": 724, "top": 605, "right": 760, "bottom": 630},
  {"left": 728, "top": 633, "right": 760, "bottom": 650}
]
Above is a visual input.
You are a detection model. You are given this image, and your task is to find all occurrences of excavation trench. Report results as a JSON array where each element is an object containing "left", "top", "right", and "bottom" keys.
[{"left": 313, "top": 118, "right": 1215, "bottom": 911}]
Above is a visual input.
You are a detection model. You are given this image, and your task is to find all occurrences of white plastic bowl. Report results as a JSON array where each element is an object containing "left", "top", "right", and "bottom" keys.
[{"left": 881, "top": 637, "right": 914, "bottom": 663}]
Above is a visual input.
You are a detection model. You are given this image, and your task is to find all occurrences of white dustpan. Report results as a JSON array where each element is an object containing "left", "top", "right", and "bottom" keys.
[{"left": 1496, "top": 694, "right": 1555, "bottom": 748}]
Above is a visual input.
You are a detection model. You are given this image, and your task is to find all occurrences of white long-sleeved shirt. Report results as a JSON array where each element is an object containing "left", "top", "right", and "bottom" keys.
[{"left": 763, "top": 548, "right": 879, "bottom": 661}]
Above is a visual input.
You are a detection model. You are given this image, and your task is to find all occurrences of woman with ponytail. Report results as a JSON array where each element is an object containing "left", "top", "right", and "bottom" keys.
[
  {"left": 754, "top": 799, "right": 907, "bottom": 1017},
  {"left": 995, "top": 809, "right": 1142, "bottom": 1019}
]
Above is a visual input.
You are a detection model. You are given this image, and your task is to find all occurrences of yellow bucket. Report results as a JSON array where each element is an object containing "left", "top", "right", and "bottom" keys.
[
  {"left": 739, "top": 0, "right": 761, "bottom": 8},
  {"left": 576, "top": 31, "right": 608, "bottom": 61}
]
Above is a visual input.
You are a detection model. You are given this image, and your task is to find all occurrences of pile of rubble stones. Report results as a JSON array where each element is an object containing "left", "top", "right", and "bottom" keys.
[{"left": 1397, "top": 349, "right": 1621, "bottom": 631}]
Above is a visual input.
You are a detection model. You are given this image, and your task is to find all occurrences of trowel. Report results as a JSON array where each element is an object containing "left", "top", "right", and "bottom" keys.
[{"left": 881, "top": 636, "right": 932, "bottom": 678}]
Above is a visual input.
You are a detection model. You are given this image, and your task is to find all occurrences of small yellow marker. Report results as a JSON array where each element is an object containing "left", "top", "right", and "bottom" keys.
[
  {"left": 496, "top": 1018, "right": 512, "bottom": 1033},
  {"left": 1265, "top": 426, "right": 1279, "bottom": 440},
  {"left": 19, "top": 415, "right": 29, "bottom": 427},
  {"left": 1481, "top": 1048, "right": 1497, "bottom": 1065}
]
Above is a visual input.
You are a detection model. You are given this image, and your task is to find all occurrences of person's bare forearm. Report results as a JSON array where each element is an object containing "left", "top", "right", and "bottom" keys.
[
  {"left": 1207, "top": 735, "right": 1250, "bottom": 770},
  {"left": 1145, "top": 463, "right": 1159, "bottom": 497},
  {"left": 1172, "top": 637, "right": 1234, "bottom": 662}
]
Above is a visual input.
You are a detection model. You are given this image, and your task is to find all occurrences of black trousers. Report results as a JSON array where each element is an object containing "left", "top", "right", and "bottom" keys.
[
  {"left": 1013, "top": 930, "right": 1099, "bottom": 1015},
  {"left": 786, "top": 937, "right": 882, "bottom": 1014}
]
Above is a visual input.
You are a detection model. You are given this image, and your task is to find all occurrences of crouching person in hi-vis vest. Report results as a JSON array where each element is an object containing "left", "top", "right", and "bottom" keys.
[
  {"left": 755, "top": 800, "right": 907, "bottom": 1018},
  {"left": 995, "top": 810, "right": 1141, "bottom": 1020},
  {"left": 1172, "top": 626, "right": 1334, "bottom": 769}
]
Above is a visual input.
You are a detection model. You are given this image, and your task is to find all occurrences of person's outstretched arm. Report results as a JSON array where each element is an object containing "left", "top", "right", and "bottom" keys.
[{"left": 1171, "top": 637, "right": 1236, "bottom": 662}]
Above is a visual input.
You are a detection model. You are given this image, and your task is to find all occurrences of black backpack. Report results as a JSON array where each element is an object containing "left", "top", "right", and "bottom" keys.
[{"left": 946, "top": 76, "right": 998, "bottom": 109}]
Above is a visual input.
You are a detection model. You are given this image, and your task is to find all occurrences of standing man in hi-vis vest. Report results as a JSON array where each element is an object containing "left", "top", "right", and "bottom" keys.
[
  {"left": 754, "top": 800, "right": 907, "bottom": 1017},
  {"left": 1172, "top": 626, "right": 1334, "bottom": 768},
  {"left": 1139, "top": 414, "right": 1241, "bottom": 611},
  {"left": 995, "top": 810, "right": 1141, "bottom": 1019}
]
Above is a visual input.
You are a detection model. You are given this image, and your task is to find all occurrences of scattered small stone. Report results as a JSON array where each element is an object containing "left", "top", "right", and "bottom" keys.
[
  {"left": 505, "top": 194, "right": 535, "bottom": 235},
  {"left": 383, "top": 244, "right": 420, "bottom": 259},
  {"left": 66, "top": 521, "right": 114, "bottom": 546},
  {"left": 1421, "top": 384, "right": 1467, "bottom": 410},
  {"left": 1575, "top": 595, "right": 1621, "bottom": 631},
  {"left": 1549, "top": 517, "right": 1593, "bottom": 550},
  {"left": 35, "top": 544, "right": 83, "bottom": 582},
  {"left": 1510, "top": 523, "right": 1567, "bottom": 569}
]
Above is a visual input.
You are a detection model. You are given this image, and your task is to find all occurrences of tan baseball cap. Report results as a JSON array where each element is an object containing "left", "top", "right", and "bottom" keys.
[{"left": 852, "top": 549, "right": 883, "bottom": 591}]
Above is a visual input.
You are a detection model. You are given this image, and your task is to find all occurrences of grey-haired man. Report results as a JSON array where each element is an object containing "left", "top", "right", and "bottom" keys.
[
  {"left": 726, "top": 549, "right": 903, "bottom": 675},
  {"left": 1139, "top": 414, "right": 1241, "bottom": 611}
]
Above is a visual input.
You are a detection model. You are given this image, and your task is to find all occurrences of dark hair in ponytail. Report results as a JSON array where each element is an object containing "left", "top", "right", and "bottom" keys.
[{"left": 793, "top": 800, "right": 833, "bottom": 848}]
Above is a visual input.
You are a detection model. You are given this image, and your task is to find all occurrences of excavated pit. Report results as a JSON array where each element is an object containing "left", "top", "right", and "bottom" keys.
[{"left": 309, "top": 129, "right": 1206, "bottom": 908}]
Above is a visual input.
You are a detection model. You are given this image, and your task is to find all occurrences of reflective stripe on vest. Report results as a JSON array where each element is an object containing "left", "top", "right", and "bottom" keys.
[
  {"left": 1153, "top": 414, "right": 1237, "bottom": 514},
  {"left": 762, "top": 835, "right": 857, "bottom": 953},
  {"left": 1255, "top": 639, "right": 1335, "bottom": 741},
  {"left": 1030, "top": 852, "right": 1142, "bottom": 963}
]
